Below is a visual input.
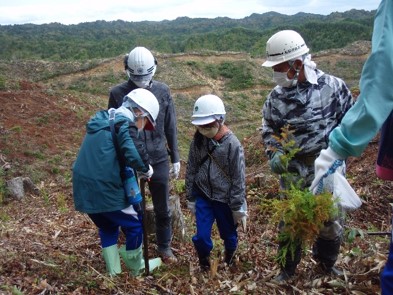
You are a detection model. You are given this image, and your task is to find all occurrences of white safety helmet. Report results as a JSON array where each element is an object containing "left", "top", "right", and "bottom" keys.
[
  {"left": 124, "top": 47, "right": 157, "bottom": 82},
  {"left": 262, "top": 30, "right": 309, "bottom": 67},
  {"left": 123, "top": 88, "right": 159, "bottom": 131},
  {"left": 191, "top": 94, "right": 226, "bottom": 126}
]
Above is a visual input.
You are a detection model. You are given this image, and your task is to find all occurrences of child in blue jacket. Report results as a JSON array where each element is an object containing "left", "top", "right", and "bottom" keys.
[{"left": 73, "top": 88, "right": 160, "bottom": 276}]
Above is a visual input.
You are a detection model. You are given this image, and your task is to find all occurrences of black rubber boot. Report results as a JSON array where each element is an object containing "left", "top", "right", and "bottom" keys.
[
  {"left": 198, "top": 254, "right": 210, "bottom": 271},
  {"left": 224, "top": 249, "right": 236, "bottom": 266},
  {"left": 313, "top": 236, "right": 343, "bottom": 276},
  {"left": 321, "top": 265, "right": 344, "bottom": 276},
  {"left": 273, "top": 240, "right": 302, "bottom": 282},
  {"left": 274, "top": 271, "right": 292, "bottom": 282}
]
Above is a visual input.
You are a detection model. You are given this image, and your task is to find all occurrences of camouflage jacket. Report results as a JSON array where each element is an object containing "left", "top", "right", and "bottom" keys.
[{"left": 261, "top": 69, "right": 354, "bottom": 184}]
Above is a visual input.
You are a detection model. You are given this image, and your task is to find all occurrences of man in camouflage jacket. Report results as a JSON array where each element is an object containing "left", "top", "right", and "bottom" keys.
[{"left": 260, "top": 30, "right": 354, "bottom": 282}]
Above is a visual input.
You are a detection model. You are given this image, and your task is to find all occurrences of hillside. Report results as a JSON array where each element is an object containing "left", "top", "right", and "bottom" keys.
[
  {"left": 0, "top": 9, "right": 375, "bottom": 60},
  {"left": 1, "top": 43, "right": 392, "bottom": 294}
]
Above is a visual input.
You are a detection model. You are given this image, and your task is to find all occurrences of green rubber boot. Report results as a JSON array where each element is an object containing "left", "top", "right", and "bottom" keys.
[
  {"left": 119, "top": 245, "right": 162, "bottom": 276},
  {"left": 102, "top": 244, "right": 121, "bottom": 276}
]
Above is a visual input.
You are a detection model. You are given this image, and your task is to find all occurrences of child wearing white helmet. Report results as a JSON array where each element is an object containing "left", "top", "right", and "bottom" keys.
[
  {"left": 185, "top": 94, "right": 247, "bottom": 271},
  {"left": 73, "top": 88, "right": 161, "bottom": 277}
]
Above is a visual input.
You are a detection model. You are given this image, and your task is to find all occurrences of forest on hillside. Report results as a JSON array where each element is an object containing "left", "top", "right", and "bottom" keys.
[{"left": 0, "top": 9, "right": 375, "bottom": 61}]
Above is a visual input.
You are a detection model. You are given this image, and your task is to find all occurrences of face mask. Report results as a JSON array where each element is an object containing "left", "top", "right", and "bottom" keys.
[
  {"left": 197, "top": 126, "right": 219, "bottom": 138},
  {"left": 273, "top": 70, "right": 296, "bottom": 88},
  {"left": 133, "top": 80, "right": 151, "bottom": 89}
]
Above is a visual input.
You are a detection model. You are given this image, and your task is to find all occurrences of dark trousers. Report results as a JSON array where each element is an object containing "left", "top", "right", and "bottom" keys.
[
  {"left": 278, "top": 221, "right": 341, "bottom": 275},
  {"left": 148, "top": 160, "right": 172, "bottom": 252},
  {"left": 278, "top": 175, "right": 343, "bottom": 274},
  {"left": 89, "top": 210, "right": 142, "bottom": 250}
]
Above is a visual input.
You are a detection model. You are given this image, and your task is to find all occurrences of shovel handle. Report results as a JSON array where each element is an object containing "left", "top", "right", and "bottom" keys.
[{"left": 140, "top": 178, "right": 150, "bottom": 275}]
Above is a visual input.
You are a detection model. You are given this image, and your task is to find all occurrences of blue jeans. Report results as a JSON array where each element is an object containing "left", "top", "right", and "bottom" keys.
[
  {"left": 192, "top": 191, "right": 238, "bottom": 258},
  {"left": 89, "top": 210, "right": 142, "bottom": 250}
]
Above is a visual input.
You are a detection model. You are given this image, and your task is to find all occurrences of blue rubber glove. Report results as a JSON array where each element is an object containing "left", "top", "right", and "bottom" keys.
[{"left": 269, "top": 151, "right": 286, "bottom": 174}]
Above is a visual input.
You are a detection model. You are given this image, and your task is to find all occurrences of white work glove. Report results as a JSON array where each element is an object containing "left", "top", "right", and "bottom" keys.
[
  {"left": 187, "top": 201, "right": 196, "bottom": 215},
  {"left": 138, "top": 164, "right": 154, "bottom": 180},
  {"left": 170, "top": 162, "right": 181, "bottom": 179},
  {"left": 232, "top": 202, "right": 248, "bottom": 232},
  {"left": 310, "top": 148, "right": 362, "bottom": 210},
  {"left": 310, "top": 147, "right": 344, "bottom": 194}
]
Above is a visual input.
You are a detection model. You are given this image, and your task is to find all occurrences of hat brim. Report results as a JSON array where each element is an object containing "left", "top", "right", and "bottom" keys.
[
  {"left": 191, "top": 116, "right": 216, "bottom": 126},
  {"left": 262, "top": 60, "right": 282, "bottom": 67},
  {"left": 129, "top": 73, "right": 153, "bottom": 82}
]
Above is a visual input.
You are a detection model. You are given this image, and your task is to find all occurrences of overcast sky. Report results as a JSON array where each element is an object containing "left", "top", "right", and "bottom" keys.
[{"left": 0, "top": 0, "right": 381, "bottom": 26}]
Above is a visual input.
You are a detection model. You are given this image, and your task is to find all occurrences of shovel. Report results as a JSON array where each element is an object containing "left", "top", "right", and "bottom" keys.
[{"left": 140, "top": 178, "right": 150, "bottom": 276}]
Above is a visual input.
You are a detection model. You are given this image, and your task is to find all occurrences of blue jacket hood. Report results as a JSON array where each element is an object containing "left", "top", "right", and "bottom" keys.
[{"left": 86, "top": 110, "right": 131, "bottom": 134}]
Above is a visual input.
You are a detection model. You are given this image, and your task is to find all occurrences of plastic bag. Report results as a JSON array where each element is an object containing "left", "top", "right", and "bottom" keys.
[{"left": 319, "top": 163, "right": 362, "bottom": 211}]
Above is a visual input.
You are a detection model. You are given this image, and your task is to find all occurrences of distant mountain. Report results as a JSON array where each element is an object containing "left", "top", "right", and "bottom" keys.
[{"left": 0, "top": 9, "right": 375, "bottom": 61}]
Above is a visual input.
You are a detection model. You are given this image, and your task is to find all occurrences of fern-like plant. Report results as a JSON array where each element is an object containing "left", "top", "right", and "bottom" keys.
[
  {"left": 271, "top": 185, "right": 337, "bottom": 267},
  {"left": 269, "top": 125, "right": 338, "bottom": 267}
]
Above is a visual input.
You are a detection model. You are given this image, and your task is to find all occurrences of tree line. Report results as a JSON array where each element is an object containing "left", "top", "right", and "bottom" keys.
[{"left": 0, "top": 9, "right": 375, "bottom": 61}]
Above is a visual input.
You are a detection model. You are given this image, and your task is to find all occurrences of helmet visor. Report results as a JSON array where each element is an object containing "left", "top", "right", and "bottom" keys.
[
  {"left": 129, "top": 73, "right": 153, "bottom": 82},
  {"left": 191, "top": 115, "right": 217, "bottom": 126}
]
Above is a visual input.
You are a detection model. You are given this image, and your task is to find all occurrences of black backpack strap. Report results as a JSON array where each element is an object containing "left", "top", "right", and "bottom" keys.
[
  {"left": 109, "top": 110, "right": 126, "bottom": 181},
  {"left": 199, "top": 144, "right": 217, "bottom": 167}
]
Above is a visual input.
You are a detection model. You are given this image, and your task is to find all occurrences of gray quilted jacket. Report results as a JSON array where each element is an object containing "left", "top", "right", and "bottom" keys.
[{"left": 185, "top": 131, "right": 246, "bottom": 211}]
